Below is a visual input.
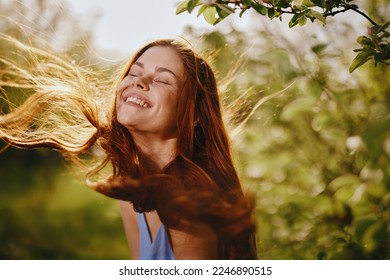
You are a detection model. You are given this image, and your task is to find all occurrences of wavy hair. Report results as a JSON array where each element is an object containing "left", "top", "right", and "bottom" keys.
[{"left": 0, "top": 35, "right": 257, "bottom": 259}]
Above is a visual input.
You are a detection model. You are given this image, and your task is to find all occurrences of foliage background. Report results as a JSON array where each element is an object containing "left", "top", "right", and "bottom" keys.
[{"left": 0, "top": 0, "right": 389, "bottom": 259}]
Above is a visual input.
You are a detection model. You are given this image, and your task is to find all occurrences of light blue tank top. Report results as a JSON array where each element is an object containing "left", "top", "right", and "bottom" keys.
[{"left": 138, "top": 213, "right": 175, "bottom": 260}]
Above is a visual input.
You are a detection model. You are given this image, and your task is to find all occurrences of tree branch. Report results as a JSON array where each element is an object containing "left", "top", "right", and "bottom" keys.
[
  {"left": 348, "top": 6, "right": 378, "bottom": 26},
  {"left": 310, "top": 5, "right": 378, "bottom": 26},
  {"left": 249, "top": 1, "right": 379, "bottom": 26}
]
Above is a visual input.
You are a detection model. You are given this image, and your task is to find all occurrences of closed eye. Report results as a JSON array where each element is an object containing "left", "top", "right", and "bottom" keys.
[{"left": 154, "top": 79, "right": 169, "bottom": 84}]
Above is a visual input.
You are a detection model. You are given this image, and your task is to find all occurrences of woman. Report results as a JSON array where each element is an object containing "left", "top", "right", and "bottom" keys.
[{"left": 0, "top": 36, "right": 257, "bottom": 259}]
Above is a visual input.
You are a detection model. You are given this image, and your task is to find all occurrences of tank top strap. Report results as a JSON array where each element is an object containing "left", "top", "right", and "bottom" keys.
[{"left": 138, "top": 213, "right": 175, "bottom": 260}]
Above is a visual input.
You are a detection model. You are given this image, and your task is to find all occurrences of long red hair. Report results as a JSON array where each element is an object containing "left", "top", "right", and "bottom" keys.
[{"left": 94, "top": 40, "right": 257, "bottom": 259}]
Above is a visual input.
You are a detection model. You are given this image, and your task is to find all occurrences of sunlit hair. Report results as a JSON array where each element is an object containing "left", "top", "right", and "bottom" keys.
[{"left": 0, "top": 34, "right": 257, "bottom": 259}]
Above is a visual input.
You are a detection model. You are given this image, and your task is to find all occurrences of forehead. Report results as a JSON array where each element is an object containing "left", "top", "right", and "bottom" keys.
[{"left": 134, "top": 46, "right": 185, "bottom": 77}]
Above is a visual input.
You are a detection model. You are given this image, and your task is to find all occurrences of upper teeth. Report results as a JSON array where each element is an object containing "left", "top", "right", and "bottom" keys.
[{"left": 125, "top": 96, "right": 149, "bottom": 108}]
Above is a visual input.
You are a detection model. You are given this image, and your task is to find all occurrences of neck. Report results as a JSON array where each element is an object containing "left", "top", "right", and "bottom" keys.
[{"left": 131, "top": 132, "right": 178, "bottom": 172}]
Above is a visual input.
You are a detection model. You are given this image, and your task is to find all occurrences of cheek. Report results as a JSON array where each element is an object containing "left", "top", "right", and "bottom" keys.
[
  {"left": 116, "top": 83, "right": 124, "bottom": 97},
  {"left": 117, "top": 77, "right": 130, "bottom": 95},
  {"left": 165, "top": 92, "right": 180, "bottom": 112},
  {"left": 116, "top": 81, "right": 127, "bottom": 105},
  {"left": 115, "top": 93, "right": 122, "bottom": 112}
]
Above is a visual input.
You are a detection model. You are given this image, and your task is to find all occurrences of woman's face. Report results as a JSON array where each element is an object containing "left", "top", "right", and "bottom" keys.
[{"left": 116, "top": 46, "right": 186, "bottom": 140}]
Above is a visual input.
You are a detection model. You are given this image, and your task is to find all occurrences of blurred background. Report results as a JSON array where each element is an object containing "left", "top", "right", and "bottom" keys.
[{"left": 0, "top": 0, "right": 389, "bottom": 259}]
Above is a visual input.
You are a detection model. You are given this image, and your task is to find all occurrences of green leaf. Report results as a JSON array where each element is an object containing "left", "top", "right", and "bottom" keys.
[
  {"left": 293, "top": 4, "right": 305, "bottom": 11},
  {"left": 361, "top": 221, "right": 387, "bottom": 253},
  {"left": 251, "top": 3, "right": 267, "bottom": 16},
  {"left": 239, "top": 7, "right": 249, "bottom": 18},
  {"left": 299, "top": 15, "right": 307, "bottom": 26},
  {"left": 203, "top": 6, "right": 219, "bottom": 25},
  {"left": 188, "top": 0, "right": 201, "bottom": 13},
  {"left": 309, "top": 10, "right": 326, "bottom": 26},
  {"left": 268, "top": 8, "right": 275, "bottom": 19},
  {"left": 289, "top": 13, "right": 300, "bottom": 28},
  {"left": 310, "top": 0, "right": 325, "bottom": 8},
  {"left": 311, "top": 43, "right": 327, "bottom": 54},
  {"left": 302, "top": 0, "right": 316, "bottom": 7},
  {"left": 349, "top": 4, "right": 359, "bottom": 9},
  {"left": 197, "top": 5, "right": 207, "bottom": 17},
  {"left": 378, "top": 21, "right": 390, "bottom": 33},
  {"left": 216, "top": 3, "right": 235, "bottom": 17},
  {"left": 349, "top": 51, "right": 373, "bottom": 73},
  {"left": 328, "top": 174, "right": 362, "bottom": 192},
  {"left": 356, "top": 36, "right": 375, "bottom": 49},
  {"left": 355, "top": 217, "right": 377, "bottom": 243},
  {"left": 279, "top": 0, "right": 290, "bottom": 8},
  {"left": 176, "top": 0, "right": 191, "bottom": 14}
]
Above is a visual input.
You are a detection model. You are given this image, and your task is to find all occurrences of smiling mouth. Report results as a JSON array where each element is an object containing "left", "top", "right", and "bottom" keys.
[{"left": 125, "top": 96, "right": 151, "bottom": 108}]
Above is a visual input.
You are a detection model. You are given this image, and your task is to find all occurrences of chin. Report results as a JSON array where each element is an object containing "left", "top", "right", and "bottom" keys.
[{"left": 116, "top": 113, "right": 131, "bottom": 127}]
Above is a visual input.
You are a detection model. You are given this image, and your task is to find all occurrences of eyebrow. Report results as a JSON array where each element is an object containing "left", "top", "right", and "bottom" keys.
[{"left": 133, "top": 61, "right": 178, "bottom": 79}]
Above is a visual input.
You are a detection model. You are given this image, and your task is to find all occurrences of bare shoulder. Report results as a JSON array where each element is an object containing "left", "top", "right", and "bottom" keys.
[
  {"left": 119, "top": 202, "right": 218, "bottom": 260},
  {"left": 119, "top": 201, "right": 139, "bottom": 259},
  {"left": 119, "top": 201, "right": 137, "bottom": 221},
  {"left": 169, "top": 223, "right": 218, "bottom": 260}
]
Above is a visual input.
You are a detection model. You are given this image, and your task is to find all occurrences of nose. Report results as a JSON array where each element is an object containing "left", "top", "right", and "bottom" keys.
[{"left": 132, "top": 76, "right": 149, "bottom": 90}]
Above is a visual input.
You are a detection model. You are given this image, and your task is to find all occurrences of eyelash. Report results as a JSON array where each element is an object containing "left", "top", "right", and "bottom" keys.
[{"left": 154, "top": 79, "right": 168, "bottom": 84}]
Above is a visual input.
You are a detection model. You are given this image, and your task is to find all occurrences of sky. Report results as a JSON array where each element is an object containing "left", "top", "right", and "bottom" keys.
[
  {"left": 66, "top": 0, "right": 215, "bottom": 55},
  {"left": 4, "top": 0, "right": 368, "bottom": 61}
]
